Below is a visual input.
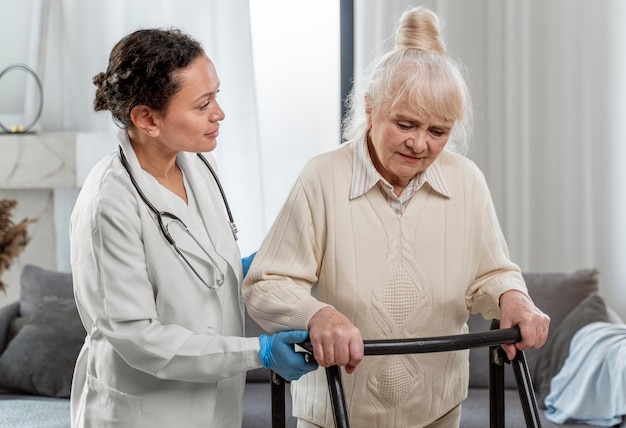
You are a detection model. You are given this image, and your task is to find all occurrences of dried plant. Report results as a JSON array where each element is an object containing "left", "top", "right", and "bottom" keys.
[{"left": 0, "top": 199, "right": 37, "bottom": 291}]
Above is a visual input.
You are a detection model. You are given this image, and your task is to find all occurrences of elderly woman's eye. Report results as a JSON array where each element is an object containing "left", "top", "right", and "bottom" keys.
[
  {"left": 430, "top": 128, "right": 445, "bottom": 137},
  {"left": 397, "top": 122, "right": 412, "bottom": 130}
]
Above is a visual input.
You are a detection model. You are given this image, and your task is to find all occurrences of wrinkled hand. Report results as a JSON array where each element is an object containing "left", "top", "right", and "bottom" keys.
[
  {"left": 258, "top": 330, "right": 319, "bottom": 381},
  {"left": 307, "top": 307, "right": 364, "bottom": 374},
  {"left": 499, "top": 290, "right": 551, "bottom": 360}
]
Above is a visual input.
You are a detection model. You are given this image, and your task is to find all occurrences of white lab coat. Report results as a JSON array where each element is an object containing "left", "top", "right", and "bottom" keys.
[{"left": 69, "top": 132, "right": 261, "bottom": 427}]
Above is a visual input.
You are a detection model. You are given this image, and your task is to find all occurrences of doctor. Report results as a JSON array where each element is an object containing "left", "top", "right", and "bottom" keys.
[{"left": 69, "top": 28, "right": 317, "bottom": 428}]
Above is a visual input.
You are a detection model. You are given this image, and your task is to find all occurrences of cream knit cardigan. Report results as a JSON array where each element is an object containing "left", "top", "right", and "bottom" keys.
[{"left": 243, "top": 140, "right": 527, "bottom": 427}]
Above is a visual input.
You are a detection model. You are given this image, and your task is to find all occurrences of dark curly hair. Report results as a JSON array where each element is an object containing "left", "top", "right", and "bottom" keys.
[{"left": 93, "top": 28, "right": 205, "bottom": 129}]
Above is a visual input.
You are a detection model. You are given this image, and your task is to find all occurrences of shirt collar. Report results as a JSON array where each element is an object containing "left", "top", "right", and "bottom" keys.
[{"left": 350, "top": 137, "right": 451, "bottom": 200}]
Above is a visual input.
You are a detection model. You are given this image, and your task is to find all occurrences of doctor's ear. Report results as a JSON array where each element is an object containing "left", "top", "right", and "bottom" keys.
[{"left": 130, "top": 105, "right": 159, "bottom": 137}]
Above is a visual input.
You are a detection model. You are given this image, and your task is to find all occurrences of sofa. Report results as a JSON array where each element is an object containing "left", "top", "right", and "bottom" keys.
[{"left": 0, "top": 264, "right": 623, "bottom": 428}]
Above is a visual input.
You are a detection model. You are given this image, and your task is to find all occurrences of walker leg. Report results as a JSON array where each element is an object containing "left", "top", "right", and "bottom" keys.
[
  {"left": 326, "top": 366, "right": 351, "bottom": 428},
  {"left": 489, "top": 345, "right": 506, "bottom": 428},
  {"left": 511, "top": 351, "right": 542, "bottom": 428},
  {"left": 489, "top": 320, "right": 506, "bottom": 428},
  {"left": 271, "top": 371, "right": 286, "bottom": 428}
]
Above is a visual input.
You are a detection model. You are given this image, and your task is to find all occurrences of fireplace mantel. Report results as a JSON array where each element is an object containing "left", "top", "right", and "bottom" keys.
[{"left": 0, "top": 131, "right": 115, "bottom": 189}]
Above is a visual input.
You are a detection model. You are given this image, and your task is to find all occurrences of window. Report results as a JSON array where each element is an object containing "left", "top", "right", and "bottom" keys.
[{"left": 249, "top": 0, "right": 341, "bottom": 234}]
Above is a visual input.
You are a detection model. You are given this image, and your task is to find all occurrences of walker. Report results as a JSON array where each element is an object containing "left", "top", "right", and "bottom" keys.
[{"left": 271, "top": 320, "right": 542, "bottom": 428}]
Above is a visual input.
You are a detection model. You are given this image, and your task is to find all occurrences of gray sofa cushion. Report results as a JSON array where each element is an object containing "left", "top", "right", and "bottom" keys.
[
  {"left": 468, "top": 269, "right": 600, "bottom": 389},
  {"left": 0, "top": 296, "right": 85, "bottom": 397},
  {"left": 0, "top": 301, "right": 19, "bottom": 351},
  {"left": 19, "top": 265, "right": 74, "bottom": 318}
]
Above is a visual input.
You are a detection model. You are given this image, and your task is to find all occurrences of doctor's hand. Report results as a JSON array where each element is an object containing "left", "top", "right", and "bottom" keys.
[
  {"left": 258, "top": 330, "right": 319, "bottom": 381},
  {"left": 307, "top": 306, "right": 363, "bottom": 374}
]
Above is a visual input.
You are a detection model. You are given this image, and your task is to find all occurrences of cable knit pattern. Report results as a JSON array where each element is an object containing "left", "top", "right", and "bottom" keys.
[
  {"left": 377, "top": 357, "right": 415, "bottom": 406},
  {"left": 383, "top": 265, "right": 421, "bottom": 327},
  {"left": 243, "top": 139, "right": 528, "bottom": 427}
]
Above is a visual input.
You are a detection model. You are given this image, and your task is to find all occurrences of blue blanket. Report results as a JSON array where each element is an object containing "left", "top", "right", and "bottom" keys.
[{"left": 544, "top": 322, "right": 626, "bottom": 426}]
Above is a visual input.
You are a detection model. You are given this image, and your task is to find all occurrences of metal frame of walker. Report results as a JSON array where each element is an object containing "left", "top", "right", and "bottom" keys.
[{"left": 270, "top": 320, "right": 542, "bottom": 428}]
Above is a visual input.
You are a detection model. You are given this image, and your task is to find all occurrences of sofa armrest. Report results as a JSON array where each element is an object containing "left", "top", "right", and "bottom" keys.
[{"left": 0, "top": 301, "right": 20, "bottom": 352}]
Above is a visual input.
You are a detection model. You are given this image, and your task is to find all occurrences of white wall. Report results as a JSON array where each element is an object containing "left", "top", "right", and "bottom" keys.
[{"left": 0, "top": 1, "right": 31, "bottom": 102}]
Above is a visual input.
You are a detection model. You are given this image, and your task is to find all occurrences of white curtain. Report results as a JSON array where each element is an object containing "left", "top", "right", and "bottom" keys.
[
  {"left": 355, "top": 0, "right": 626, "bottom": 320},
  {"left": 5, "top": 0, "right": 624, "bottom": 319},
  {"left": 40, "top": 0, "right": 264, "bottom": 256}
]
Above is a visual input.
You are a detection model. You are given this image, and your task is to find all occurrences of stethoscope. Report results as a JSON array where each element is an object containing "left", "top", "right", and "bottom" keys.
[{"left": 119, "top": 146, "right": 238, "bottom": 289}]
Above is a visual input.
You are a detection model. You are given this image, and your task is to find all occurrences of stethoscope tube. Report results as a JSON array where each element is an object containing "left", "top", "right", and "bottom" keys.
[
  {"left": 195, "top": 150, "right": 238, "bottom": 241},
  {"left": 118, "top": 145, "right": 238, "bottom": 289},
  {"left": 118, "top": 145, "right": 238, "bottom": 241}
]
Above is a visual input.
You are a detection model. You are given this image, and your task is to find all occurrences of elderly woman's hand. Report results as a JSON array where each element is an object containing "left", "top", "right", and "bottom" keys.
[
  {"left": 307, "top": 306, "right": 364, "bottom": 374},
  {"left": 498, "top": 290, "right": 551, "bottom": 361}
]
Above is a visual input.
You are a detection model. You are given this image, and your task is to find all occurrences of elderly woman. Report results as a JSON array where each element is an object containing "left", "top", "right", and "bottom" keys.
[{"left": 243, "top": 5, "right": 550, "bottom": 428}]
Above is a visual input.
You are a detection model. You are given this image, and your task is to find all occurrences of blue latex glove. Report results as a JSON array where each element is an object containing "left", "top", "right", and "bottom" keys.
[
  {"left": 242, "top": 252, "right": 256, "bottom": 277},
  {"left": 258, "top": 330, "right": 318, "bottom": 381}
]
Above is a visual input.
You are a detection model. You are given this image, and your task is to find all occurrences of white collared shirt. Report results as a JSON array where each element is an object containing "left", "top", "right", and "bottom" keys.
[{"left": 350, "top": 137, "right": 451, "bottom": 215}]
